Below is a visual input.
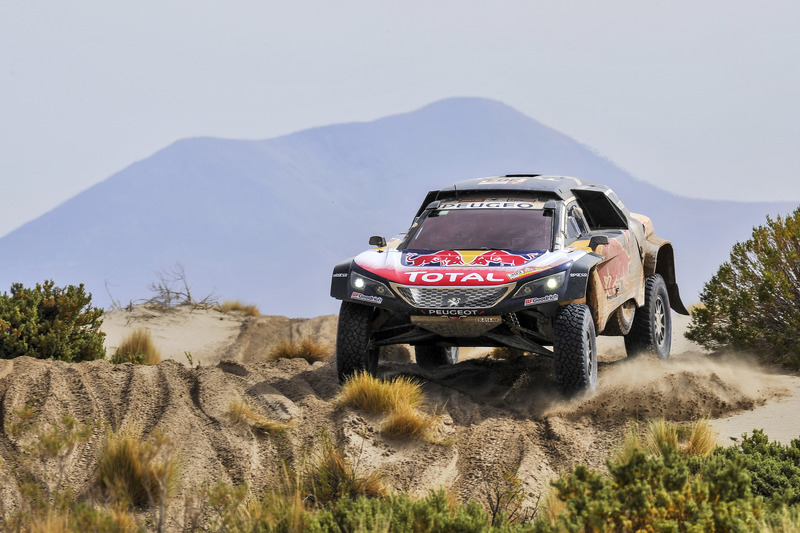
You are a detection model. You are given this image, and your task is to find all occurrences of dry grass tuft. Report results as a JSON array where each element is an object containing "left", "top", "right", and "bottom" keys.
[
  {"left": 538, "top": 484, "right": 567, "bottom": 525},
  {"left": 756, "top": 505, "right": 800, "bottom": 532},
  {"left": 338, "top": 372, "right": 424, "bottom": 414},
  {"left": 219, "top": 300, "right": 260, "bottom": 316},
  {"left": 340, "top": 372, "right": 442, "bottom": 441},
  {"left": 612, "top": 418, "right": 719, "bottom": 465},
  {"left": 111, "top": 329, "right": 161, "bottom": 365},
  {"left": 302, "top": 430, "right": 385, "bottom": 506},
  {"left": 228, "top": 397, "right": 292, "bottom": 433},
  {"left": 268, "top": 337, "right": 330, "bottom": 364},
  {"left": 95, "top": 428, "right": 178, "bottom": 508},
  {"left": 684, "top": 418, "right": 718, "bottom": 457},
  {"left": 647, "top": 418, "right": 679, "bottom": 457},
  {"left": 380, "top": 404, "right": 438, "bottom": 439},
  {"left": 612, "top": 423, "right": 644, "bottom": 466}
]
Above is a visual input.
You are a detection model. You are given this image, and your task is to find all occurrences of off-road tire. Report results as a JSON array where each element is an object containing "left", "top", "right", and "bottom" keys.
[
  {"left": 553, "top": 304, "right": 598, "bottom": 396},
  {"left": 414, "top": 345, "right": 459, "bottom": 369},
  {"left": 624, "top": 274, "right": 672, "bottom": 359},
  {"left": 336, "top": 302, "right": 379, "bottom": 383}
]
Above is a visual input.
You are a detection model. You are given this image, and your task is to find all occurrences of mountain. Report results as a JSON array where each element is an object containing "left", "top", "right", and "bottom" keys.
[{"left": 0, "top": 97, "right": 795, "bottom": 317}]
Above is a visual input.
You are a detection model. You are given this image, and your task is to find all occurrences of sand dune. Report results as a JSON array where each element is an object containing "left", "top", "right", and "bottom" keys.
[{"left": 0, "top": 305, "right": 796, "bottom": 525}]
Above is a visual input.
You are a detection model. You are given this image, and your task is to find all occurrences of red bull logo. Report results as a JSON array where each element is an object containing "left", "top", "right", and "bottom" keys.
[
  {"left": 470, "top": 250, "right": 536, "bottom": 267},
  {"left": 404, "top": 250, "right": 466, "bottom": 267}
]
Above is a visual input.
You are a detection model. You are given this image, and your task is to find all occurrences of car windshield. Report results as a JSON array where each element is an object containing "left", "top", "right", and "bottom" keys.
[{"left": 405, "top": 205, "right": 553, "bottom": 251}]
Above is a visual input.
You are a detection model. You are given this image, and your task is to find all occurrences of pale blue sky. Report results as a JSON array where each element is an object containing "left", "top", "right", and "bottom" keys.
[{"left": 2, "top": 0, "right": 799, "bottom": 237}]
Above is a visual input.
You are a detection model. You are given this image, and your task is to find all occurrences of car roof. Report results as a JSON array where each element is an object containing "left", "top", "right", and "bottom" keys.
[{"left": 443, "top": 174, "right": 598, "bottom": 200}]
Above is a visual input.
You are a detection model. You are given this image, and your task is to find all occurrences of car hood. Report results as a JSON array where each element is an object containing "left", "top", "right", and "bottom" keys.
[{"left": 354, "top": 248, "right": 586, "bottom": 287}]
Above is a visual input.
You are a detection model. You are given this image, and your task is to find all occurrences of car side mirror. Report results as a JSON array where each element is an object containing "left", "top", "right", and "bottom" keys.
[
  {"left": 369, "top": 235, "right": 387, "bottom": 248},
  {"left": 589, "top": 235, "right": 609, "bottom": 248}
]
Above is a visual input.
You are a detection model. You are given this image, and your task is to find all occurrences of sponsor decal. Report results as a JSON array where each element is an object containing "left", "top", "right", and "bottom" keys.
[
  {"left": 596, "top": 236, "right": 632, "bottom": 299},
  {"left": 474, "top": 317, "right": 502, "bottom": 323},
  {"left": 570, "top": 272, "right": 589, "bottom": 278},
  {"left": 423, "top": 309, "right": 484, "bottom": 316},
  {"left": 438, "top": 201, "right": 540, "bottom": 210},
  {"left": 470, "top": 250, "right": 536, "bottom": 267},
  {"left": 507, "top": 266, "right": 550, "bottom": 280},
  {"left": 351, "top": 292, "right": 383, "bottom": 304},
  {"left": 524, "top": 294, "right": 559, "bottom": 306},
  {"left": 332, "top": 272, "right": 348, "bottom": 278},
  {"left": 478, "top": 177, "right": 531, "bottom": 185},
  {"left": 405, "top": 250, "right": 465, "bottom": 267},
  {"left": 403, "top": 271, "right": 506, "bottom": 283},
  {"left": 404, "top": 250, "right": 536, "bottom": 268}
]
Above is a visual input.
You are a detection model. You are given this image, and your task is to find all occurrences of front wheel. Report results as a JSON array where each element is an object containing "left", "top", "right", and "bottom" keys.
[
  {"left": 624, "top": 274, "right": 672, "bottom": 359},
  {"left": 414, "top": 345, "right": 459, "bottom": 369},
  {"left": 553, "top": 304, "right": 598, "bottom": 396},
  {"left": 336, "top": 302, "right": 379, "bottom": 383}
]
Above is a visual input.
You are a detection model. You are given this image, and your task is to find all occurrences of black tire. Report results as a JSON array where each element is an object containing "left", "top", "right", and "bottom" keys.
[
  {"left": 336, "top": 302, "right": 379, "bottom": 383},
  {"left": 553, "top": 304, "right": 598, "bottom": 396},
  {"left": 624, "top": 274, "right": 672, "bottom": 359},
  {"left": 414, "top": 345, "right": 459, "bottom": 369}
]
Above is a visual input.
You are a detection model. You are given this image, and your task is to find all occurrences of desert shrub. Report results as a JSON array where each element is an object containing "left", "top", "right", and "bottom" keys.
[
  {"left": 712, "top": 430, "right": 800, "bottom": 507},
  {"left": 95, "top": 428, "right": 178, "bottom": 508},
  {"left": 686, "top": 206, "right": 800, "bottom": 368},
  {"left": 302, "top": 429, "right": 385, "bottom": 507},
  {"left": 538, "top": 447, "right": 762, "bottom": 532},
  {"left": 204, "top": 480, "right": 309, "bottom": 533},
  {"left": 316, "top": 490, "right": 494, "bottom": 532},
  {"left": 219, "top": 300, "right": 260, "bottom": 316},
  {"left": 338, "top": 371, "right": 424, "bottom": 414},
  {"left": 11, "top": 502, "right": 142, "bottom": 533},
  {"left": 268, "top": 337, "right": 330, "bottom": 363},
  {"left": 110, "top": 329, "right": 161, "bottom": 365},
  {"left": 202, "top": 485, "right": 503, "bottom": 532},
  {"left": 227, "top": 397, "right": 292, "bottom": 433},
  {"left": 0, "top": 280, "right": 105, "bottom": 362}
]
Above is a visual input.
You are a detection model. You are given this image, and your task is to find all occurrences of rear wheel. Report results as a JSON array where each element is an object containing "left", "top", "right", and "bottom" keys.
[
  {"left": 336, "top": 302, "right": 379, "bottom": 383},
  {"left": 414, "top": 345, "right": 459, "bottom": 369},
  {"left": 624, "top": 274, "right": 672, "bottom": 359},
  {"left": 553, "top": 304, "right": 598, "bottom": 396}
]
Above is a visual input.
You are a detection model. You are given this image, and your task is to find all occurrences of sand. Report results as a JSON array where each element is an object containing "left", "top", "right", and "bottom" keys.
[{"left": 0, "top": 305, "right": 796, "bottom": 527}]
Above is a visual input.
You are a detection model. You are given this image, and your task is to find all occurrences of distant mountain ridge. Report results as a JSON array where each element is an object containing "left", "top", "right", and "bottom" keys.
[{"left": 0, "top": 98, "right": 794, "bottom": 317}]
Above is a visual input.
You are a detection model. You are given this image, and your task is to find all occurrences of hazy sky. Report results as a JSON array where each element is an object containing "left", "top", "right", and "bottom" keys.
[{"left": 3, "top": 1, "right": 800, "bottom": 237}]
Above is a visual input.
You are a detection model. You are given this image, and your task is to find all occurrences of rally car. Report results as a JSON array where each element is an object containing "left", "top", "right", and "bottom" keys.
[{"left": 330, "top": 174, "right": 688, "bottom": 395}]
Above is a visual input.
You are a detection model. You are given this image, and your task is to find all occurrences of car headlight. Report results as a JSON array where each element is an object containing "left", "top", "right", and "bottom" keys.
[
  {"left": 350, "top": 273, "right": 395, "bottom": 298},
  {"left": 513, "top": 271, "right": 566, "bottom": 298}
]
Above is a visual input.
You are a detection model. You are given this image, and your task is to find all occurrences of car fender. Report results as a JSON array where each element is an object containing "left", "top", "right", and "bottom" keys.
[
  {"left": 561, "top": 252, "right": 604, "bottom": 303},
  {"left": 330, "top": 259, "right": 354, "bottom": 300},
  {"left": 642, "top": 236, "right": 689, "bottom": 315}
]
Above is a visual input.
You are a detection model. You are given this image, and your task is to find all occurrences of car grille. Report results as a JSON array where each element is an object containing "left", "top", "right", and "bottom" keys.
[{"left": 394, "top": 285, "right": 511, "bottom": 308}]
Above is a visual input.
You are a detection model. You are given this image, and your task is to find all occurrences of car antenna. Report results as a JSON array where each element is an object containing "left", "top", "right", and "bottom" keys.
[{"left": 453, "top": 183, "right": 459, "bottom": 201}]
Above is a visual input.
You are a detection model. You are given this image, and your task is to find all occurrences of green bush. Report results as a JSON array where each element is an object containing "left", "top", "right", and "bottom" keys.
[
  {"left": 537, "top": 447, "right": 761, "bottom": 532},
  {"left": 316, "top": 490, "right": 495, "bottom": 533},
  {"left": 711, "top": 430, "right": 800, "bottom": 507},
  {"left": 0, "top": 280, "right": 105, "bottom": 362},
  {"left": 686, "top": 207, "right": 800, "bottom": 368}
]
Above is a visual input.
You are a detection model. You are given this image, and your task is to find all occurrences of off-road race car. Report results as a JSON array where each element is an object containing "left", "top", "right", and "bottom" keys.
[{"left": 331, "top": 175, "right": 689, "bottom": 395}]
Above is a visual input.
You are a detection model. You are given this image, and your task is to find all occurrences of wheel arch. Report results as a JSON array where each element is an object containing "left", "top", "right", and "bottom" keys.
[{"left": 642, "top": 237, "right": 689, "bottom": 315}]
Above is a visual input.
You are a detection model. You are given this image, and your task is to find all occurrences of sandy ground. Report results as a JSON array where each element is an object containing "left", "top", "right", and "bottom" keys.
[{"left": 0, "top": 306, "right": 796, "bottom": 528}]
